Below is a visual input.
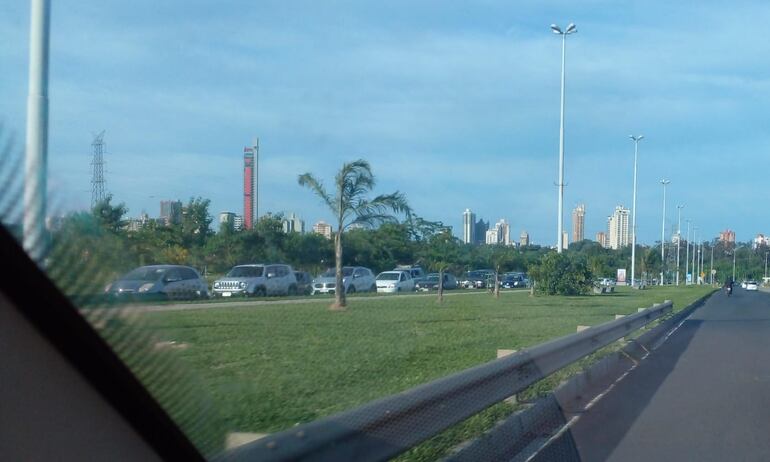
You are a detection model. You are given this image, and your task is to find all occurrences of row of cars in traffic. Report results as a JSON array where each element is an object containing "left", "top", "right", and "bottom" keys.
[{"left": 104, "top": 263, "right": 529, "bottom": 301}]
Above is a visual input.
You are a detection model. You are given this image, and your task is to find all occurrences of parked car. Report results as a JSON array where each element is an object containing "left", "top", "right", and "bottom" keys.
[
  {"left": 212, "top": 264, "right": 297, "bottom": 297},
  {"left": 105, "top": 265, "right": 208, "bottom": 300},
  {"left": 501, "top": 273, "right": 529, "bottom": 289},
  {"left": 415, "top": 273, "right": 458, "bottom": 291},
  {"left": 312, "top": 266, "right": 376, "bottom": 295},
  {"left": 598, "top": 278, "right": 617, "bottom": 287},
  {"left": 294, "top": 271, "right": 313, "bottom": 295},
  {"left": 746, "top": 281, "right": 759, "bottom": 291},
  {"left": 395, "top": 265, "right": 427, "bottom": 285},
  {"left": 376, "top": 270, "right": 415, "bottom": 293},
  {"left": 461, "top": 270, "right": 494, "bottom": 289},
  {"left": 741, "top": 280, "right": 748, "bottom": 289}
]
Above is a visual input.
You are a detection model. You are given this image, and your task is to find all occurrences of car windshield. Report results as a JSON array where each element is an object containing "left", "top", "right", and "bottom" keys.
[
  {"left": 9, "top": 3, "right": 770, "bottom": 461},
  {"left": 321, "top": 268, "right": 354, "bottom": 277},
  {"left": 377, "top": 273, "right": 400, "bottom": 281},
  {"left": 122, "top": 267, "right": 165, "bottom": 281},
  {"left": 226, "top": 266, "right": 263, "bottom": 278}
]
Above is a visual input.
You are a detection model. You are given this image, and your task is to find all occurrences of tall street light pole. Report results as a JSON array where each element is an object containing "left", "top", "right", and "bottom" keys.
[
  {"left": 765, "top": 251, "right": 768, "bottom": 281},
  {"left": 676, "top": 205, "right": 684, "bottom": 286},
  {"left": 692, "top": 227, "right": 698, "bottom": 284},
  {"left": 659, "top": 179, "right": 670, "bottom": 285},
  {"left": 710, "top": 244, "right": 714, "bottom": 285},
  {"left": 685, "top": 220, "right": 691, "bottom": 285},
  {"left": 551, "top": 23, "right": 577, "bottom": 253},
  {"left": 24, "top": 0, "right": 51, "bottom": 266},
  {"left": 629, "top": 135, "right": 644, "bottom": 287},
  {"left": 732, "top": 245, "right": 737, "bottom": 282}
]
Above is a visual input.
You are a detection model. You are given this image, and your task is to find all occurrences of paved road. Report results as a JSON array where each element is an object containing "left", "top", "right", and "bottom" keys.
[{"left": 568, "top": 287, "right": 770, "bottom": 461}]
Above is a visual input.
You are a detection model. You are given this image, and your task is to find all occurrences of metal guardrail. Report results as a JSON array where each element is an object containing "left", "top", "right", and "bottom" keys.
[{"left": 223, "top": 300, "right": 673, "bottom": 462}]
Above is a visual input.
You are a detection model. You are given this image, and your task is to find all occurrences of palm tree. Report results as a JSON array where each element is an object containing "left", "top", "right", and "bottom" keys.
[{"left": 299, "top": 160, "right": 410, "bottom": 310}]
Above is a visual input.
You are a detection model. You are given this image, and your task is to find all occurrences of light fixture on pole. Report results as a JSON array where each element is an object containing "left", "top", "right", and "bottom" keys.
[
  {"left": 550, "top": 22, "right": 577, "bottom": 253},
  {"left": 676, "top": 205, "right": 684, "bottom": 286},
  {"left": 629, "top": 135, "right": 644, "bottom": 287},
  {"left": 659, "top": 179, "right": 670, "bottom": 285}
]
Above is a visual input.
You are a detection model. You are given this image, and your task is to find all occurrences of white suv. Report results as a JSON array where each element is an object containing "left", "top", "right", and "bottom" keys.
[
  {"left": 312, "top": 266, "right": 376, "bottom": 294},
  {"left": 376, "top": 270, "right": 415, "bottom": 293},
  {"left": 212, "top": 264, "right": 298, "bottom": 297}
]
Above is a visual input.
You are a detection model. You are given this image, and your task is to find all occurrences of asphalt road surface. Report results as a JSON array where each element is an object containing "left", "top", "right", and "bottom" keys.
[{"left": 568, "top": 287, "right": 770, "bottom": 461}]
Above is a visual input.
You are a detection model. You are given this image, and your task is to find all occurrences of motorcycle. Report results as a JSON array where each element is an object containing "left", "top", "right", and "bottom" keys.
[{"left": 726, "top": 285, "right": 733, "bottom": 296}]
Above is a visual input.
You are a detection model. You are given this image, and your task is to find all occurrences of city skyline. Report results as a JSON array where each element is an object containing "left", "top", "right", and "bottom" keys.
[{"left": 4, "top": 2, "right": 770, "bottom": 245}]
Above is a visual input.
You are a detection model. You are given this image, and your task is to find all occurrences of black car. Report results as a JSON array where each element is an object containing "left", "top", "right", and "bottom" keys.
[
  {"left": 416, "top": 273, "right": 458, "bottom": 291},
  {"left": 294, "top": 271, "right": 313, "bottom": 295},
  {"left": 501, "top": 273, "right": 528, "bottom": 289}
]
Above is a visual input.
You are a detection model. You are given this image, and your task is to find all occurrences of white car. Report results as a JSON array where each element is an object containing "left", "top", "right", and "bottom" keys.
[
  {"left": 741, "top": 281, "right": 748, "bottom": 289},
  {"left": 745, "top": 281, "right": 759, "bottom": 291},
  {"left": 375, "top": 270, "right": 414, "bottom": 293},
  {"left": 312, "top": 266, "right": 376, "bottom": 295}
]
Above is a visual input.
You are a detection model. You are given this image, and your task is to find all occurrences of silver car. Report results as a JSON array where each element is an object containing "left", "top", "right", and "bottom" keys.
[
  {"left": 312, "top": 266, "right": 376, "bottom": 295},
  {"left": 212, "top": 264, "right": 298, "bottom": 297},
  {"left": 105, "top": 265, "right": 209, "bottom": 300}
]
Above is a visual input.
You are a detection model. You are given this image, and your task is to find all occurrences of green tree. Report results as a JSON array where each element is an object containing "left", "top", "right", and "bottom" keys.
[
  {"left": 419, "top": 230, "right": 460, "bottom": 303},
  {"left": 529, "top": 252, "right": 594, "bottom": 296},
  {"left": 298, "top": 160, "right": 410, "bottom": 310},
  {"left": 92, "top": 194, "right": 128, "bottom": 234}
]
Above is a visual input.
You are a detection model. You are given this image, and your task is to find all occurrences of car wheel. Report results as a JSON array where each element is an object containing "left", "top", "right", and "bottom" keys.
[
  {"left": 370, "top": 284, "right": 376, "bottom": 292},
  {"left": 252, "top": 286, "right": 266, "bottom": 297},
  {"left": 288, "top": 285, "right": 297, "bottom": 296},
  {"left": 347, "top": 285, "right": 356, "bottom": 294}
]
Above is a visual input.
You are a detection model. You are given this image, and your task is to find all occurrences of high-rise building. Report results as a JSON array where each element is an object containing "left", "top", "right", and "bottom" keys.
[
  {"left": 484, "top": 219, "right": 511, "bottom": 245},
  {"left": 233, "top": 215, "right": 244, "bottom": 231},
  {"left": 243, "top": 140, "right": 259, "bottom": 230},
  {"left": 596, "top": 231, "right": 607, "bottom": 248},
  {"left": 219, "top": 211, "right": 235, "bottom": 232},
  {"left": 562, "top": 231, "right": 569, "bottom": 250},
  {"left": 474, "top": 219, "right": 489, "bottom": 245},
  {"left": 572, "top": 204, "right": 585, "bottom": 243},
  {"left": 607, "top": 206, "right": 630, "bottom": 250},
  {"left": 520, "top": 231, "right": 530, "bottom": 247},
  {"left": 160, "top": 200, "right": 182, "bottom": 226},
  {"left": 313, "top": 221, "right": 333, "bottom": 239},
  {"left": 719, "top": 229, "right": 736, "bottom": 243},
  {"left": 282, "top": 213, "right": 305, "bottom": 234},
  {"left": 753, "top": 234, "right": 769, "bottom": 249},
  {"left": 462, "top": 209, "right": 476, "bottom": 244}
]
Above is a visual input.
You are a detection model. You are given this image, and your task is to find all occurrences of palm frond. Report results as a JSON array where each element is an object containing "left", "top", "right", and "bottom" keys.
[{"left": 298, "top": 173, "right": 337, "bottom": 215}]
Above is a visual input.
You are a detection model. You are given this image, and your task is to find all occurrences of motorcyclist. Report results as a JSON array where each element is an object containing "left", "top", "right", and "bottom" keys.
[{"left": 725, "top": 279, "right": 733, "bottom": 296}]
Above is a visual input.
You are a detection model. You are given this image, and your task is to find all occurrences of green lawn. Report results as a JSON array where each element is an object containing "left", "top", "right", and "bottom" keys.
[{"left": 114, "top": 285, "right": 712, "bottom": 442}]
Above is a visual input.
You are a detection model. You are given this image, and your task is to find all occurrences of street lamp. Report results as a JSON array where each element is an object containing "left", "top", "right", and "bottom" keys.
[
  {"left": 676, "top": 205, "right": 684, "bottom": 286},
  {"left": 551, "top": 23, "right": 577, "bottom": 253},
  {"left": 24, "top": 0, "right": 51, "bottom": 266},
  {"left": 659, "top": 179, "right": 670, "bottom": 285},
  {"left": 692, "top": 226, "right": 698, "bottom": 284},
  {"left": 685, "top": 220, "right": 691, "bottom": 285},
  {"left": 765, "top": 251, "right": 769, "bottom": 280},
  {"left": 629, "top": 135, "right": 643, "bottom": 287}
]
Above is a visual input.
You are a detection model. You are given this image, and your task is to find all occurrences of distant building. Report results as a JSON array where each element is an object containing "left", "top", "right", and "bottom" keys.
[
  {"left": 572, "top": 204, "right": 585, "bottom": 243},
  {"left": 520, "top": 230, "right": 530, "bottom": 247},
  {"left": 313, "top": 221, "right": 333, "bottom": 239},
  {"left": 243, "top": 143, "right": 258, "bottom": 230},
  {"left": 562, "top": 231, "right": 569, "bottom": 250},
  {"left": 607, "top": 206, "right": 630, "bottom": 250},
  {"left": 126, "top": 212, "right": 150, "bottom": 232},
  {"left": 596, "top": 231, "right": 607, "bottom": 248},
  {"left": 719, "top": 229, "right": 736, "bottom": 244},
  {"left": 462, "top": 209, "right": 476, "bottom": 244},
  {"left": 233, "top": 215, "right": 244, "bottom": 231},
  {"left": 282, "top": 213, "right": 305, "bottom": 234},
  {"left": 45, "top": 216, "right": 64, "bottom": 232},
  {"left": 219, "top": 211, "right": 236, "bottom": 232},
  {"left": 159, "top": 200, "right": 182, "bottom": 226},
  {"left": 484, "top": 219, "right": 511, "bottom": 245},
  {"left": 474, "top": 219, "right": 489, "bottom": 245},
  {"left": 753, "top": 234, "right": 769, "bottom": 249}
]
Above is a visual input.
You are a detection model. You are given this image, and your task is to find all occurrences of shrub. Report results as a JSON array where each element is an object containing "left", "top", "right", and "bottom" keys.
[{"left": 529, "top": 252, "right": 594, "bottom": 295}]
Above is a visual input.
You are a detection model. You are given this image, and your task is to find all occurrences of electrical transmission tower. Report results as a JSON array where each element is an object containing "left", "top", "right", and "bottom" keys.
[{"left": 91, "top": 130, "right": 107, "bottom": 208}]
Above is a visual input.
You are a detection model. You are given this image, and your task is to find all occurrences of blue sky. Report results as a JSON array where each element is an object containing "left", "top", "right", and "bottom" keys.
[{"left": 2, "top": 1, "right": 770, "bottom": 245}]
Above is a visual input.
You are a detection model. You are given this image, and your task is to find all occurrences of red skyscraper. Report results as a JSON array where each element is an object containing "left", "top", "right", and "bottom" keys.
[{"left": 243, "top": 143, "right": 257, "bottom": 229}]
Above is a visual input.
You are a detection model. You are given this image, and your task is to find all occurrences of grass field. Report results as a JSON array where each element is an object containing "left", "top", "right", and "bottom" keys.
[{"left": 114, "top": 284, "right": 713, "bottom": 444}]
